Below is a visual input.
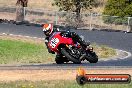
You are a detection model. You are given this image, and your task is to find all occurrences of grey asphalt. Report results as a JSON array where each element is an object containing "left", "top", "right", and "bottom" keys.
[{"left": 0, "top": 23, "right": 132, "bottom": 67}]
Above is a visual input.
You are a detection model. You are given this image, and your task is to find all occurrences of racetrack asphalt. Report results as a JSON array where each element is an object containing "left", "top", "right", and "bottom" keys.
[{"left": 0, "top": 23, "right": 132, "bottom": 68}]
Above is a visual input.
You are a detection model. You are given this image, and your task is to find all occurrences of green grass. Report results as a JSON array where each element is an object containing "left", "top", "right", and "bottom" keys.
[
  {"left": 0, "top": 39, "right": 54, "bottom": 64},
  {"left": 0, "top": 80, "right": 131, "bottom": 88},
  {"left": 93, "top": 44, "right": 116, "bottom": 59},
  {"left": 0, "top": 39, "right": 116, "bottom": 64}
]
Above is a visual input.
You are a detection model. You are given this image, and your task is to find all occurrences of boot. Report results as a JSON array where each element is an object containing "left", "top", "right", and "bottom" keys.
[
  {"left": 80, "top": 40, "right": 90, "bottom": 49},
  {"left": 71, "top": 32, "right": 90, "bottom": 49}
]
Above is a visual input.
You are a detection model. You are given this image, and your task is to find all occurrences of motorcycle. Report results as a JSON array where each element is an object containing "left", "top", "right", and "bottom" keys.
[{"left": 48, "top": 31, "right": 98, "bottom": 64}]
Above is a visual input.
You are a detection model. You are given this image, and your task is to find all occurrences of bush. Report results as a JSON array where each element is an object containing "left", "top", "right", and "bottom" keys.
[
  {"left": 103, "top": 0, "right": 132, "bottom": 24},
  {"left": 103, "top": 15, "right": 128, "bottom": 25}
]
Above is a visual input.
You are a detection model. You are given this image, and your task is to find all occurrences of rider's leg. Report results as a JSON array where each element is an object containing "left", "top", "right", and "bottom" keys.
[{"left": 71, "top": 32, "right": 90, "bottom": 48}]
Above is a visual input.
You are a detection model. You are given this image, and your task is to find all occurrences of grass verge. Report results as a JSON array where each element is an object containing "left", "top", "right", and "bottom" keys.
[
  {"left": 0, "top": 36, "right": 116, "bottom": 64},
  {"left": 0, "top": 38, "right": 54, "bottom": 64},
  {"left": 93, "top": 43, "right": 116, "bottom": 59},
  {"left": 0, "top": 80, "right": 131, "bottom": 88}
]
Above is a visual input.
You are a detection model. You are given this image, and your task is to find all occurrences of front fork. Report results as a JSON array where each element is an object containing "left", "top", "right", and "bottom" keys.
[{"left": 80, "top": 45, "right": 94, "bottom": 61}]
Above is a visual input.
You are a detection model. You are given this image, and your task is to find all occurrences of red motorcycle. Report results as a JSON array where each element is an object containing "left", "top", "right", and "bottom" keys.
[{"left": 48, "top": 31, "right": 98, "bottom": 64}]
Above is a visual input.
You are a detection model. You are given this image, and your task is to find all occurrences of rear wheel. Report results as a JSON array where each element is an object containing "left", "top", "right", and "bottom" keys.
[
  {"left": 61, "top": 48, "right": 81, "bottom": 64},
  {"left": 86, "top": 52, "right": 98, "bottom": 63}
]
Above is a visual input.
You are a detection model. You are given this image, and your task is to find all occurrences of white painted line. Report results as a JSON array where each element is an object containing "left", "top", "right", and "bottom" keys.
[
  {"left": 9, "top": 34, "right": 13, "bottom": 36},
  {"left": 25, "top": 36, "right": 30, "bottom": 38},
  {"left": 99, "top": 49, "right": 131, "bottom": 61},
  {"left": 119, "top": 50, "right": 132, "bottom": 59},
  {"left": 17, "top": 35, "right": 22, "bottom": 36},
  {"left": 2, "top": 33, "right": 6, "bottom": 35},
  {"left": 1, "top": 33, "right": 44, "bottom": 40},
  {"left": 33, "top": 37, "right": 37, "bottom": 39}
]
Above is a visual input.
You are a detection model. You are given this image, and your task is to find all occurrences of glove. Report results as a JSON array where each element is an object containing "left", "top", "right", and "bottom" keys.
[{"left": 48, "top": 49, "right": 55, "bottom": 54}]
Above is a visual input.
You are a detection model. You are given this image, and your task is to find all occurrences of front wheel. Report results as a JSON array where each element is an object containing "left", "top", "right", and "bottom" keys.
[
  {"left": 55, "top": 57, "right": 64, "bottom": 64},
  {"left": 61, "top": 48, "right": 81, "bottom": 64},
  {"left": 55, "top": 55, "right": 64, "bottom": 64},
  {"left": 86, "top": 52, "right": 98, "bottom": 63}
]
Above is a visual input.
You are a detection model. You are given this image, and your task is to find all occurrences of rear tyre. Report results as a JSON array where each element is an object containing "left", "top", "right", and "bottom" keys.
[
  {"left": 86, "top": 52, "right": 98, "bottom": 63},
  {"left": 61, "top": 48, "right": 81, "bottom": 64}
]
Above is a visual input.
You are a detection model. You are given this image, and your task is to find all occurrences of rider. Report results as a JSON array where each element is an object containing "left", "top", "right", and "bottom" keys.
[{"left": 42, "top": 23, "right": 90, "bottom": 54}]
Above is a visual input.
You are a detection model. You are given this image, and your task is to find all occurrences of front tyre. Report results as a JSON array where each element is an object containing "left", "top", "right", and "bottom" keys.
[
  {"left": 61, "top": 48, "right": 81, "bottom": 64},
  {"left": 55, "top": 55, "right": 64, "bottom": 64},
  {"left": 86, "top": 52, "right": 98, "bottom": 63}
]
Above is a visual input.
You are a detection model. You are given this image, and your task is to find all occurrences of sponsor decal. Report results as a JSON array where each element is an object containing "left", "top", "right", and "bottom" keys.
[{"left": 76, "top": 68, "right": 131, "bottom": 85}]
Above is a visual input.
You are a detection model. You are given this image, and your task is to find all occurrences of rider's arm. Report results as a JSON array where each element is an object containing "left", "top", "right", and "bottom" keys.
[{"left": 45, "top": 37, "right": 55, "bottom": 54}]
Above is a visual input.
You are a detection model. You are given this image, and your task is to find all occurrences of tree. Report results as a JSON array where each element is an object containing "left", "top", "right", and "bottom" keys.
[
  {"left": 16, "top": 0, "right": 28, "bottom": 7},
  {"left": 103, "top": 0, "right": 132, "bottom": 17},
  {"left": 103, "top": 0, "right": 132, "bottom": 32},
  {"left": 16, "top": 0, "right": 28, "bottom": 22},
  {"left": 53, "top": 0, "right": 96, "bottom": 21}
]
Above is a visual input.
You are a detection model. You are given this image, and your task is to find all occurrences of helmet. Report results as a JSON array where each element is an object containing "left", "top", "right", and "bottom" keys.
[{"left": 43, "top": 23, "right": 53, "bottom": 36}]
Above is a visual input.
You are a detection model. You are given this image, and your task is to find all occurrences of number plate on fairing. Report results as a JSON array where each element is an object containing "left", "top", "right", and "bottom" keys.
[{"left": 50, "top": 38, "right": 59, "bottom": 48}]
